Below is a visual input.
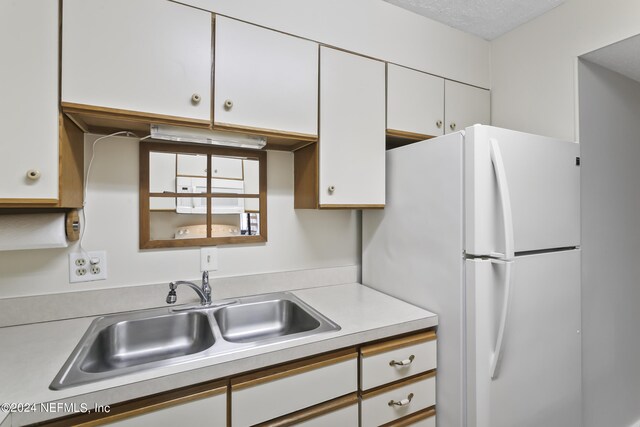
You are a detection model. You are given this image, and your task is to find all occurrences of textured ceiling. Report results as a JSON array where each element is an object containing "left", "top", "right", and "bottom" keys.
[
  {"left": 384, "top": 0, "right": 565, "bottom": 40},
  {"left": 581, "top": 35, "right": 640, "bottom": 84}
]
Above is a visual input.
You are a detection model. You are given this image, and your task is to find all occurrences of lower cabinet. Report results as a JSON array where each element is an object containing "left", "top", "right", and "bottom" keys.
[
  {"left": 42, "top": 330, "right": 436, "bottom": 427},
  {"left": 360, "top": 372, "right": 436, "bottom": 427},
  {"left": 231, "top": 350, "right": 358, "bottom": 426},
  {"left": 42, "top": 380, "right": 227, "bottom": 427},
  {"left": 360, "top": 330, "right": 438, "bottom": 427},
  {"left": 102, "top": 387, "right": 226, "bottom": 427}
]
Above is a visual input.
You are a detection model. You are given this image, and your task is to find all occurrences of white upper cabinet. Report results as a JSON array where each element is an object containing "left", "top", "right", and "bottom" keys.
[
  {"left": 387, "top": 64, "right": 445, "bottom": 138},
  {"left": 176, "top": 154, "right": 208, "bottom": 178},
  {"left": 62, "top": 0, "right": 212, "bottom": 122},
  {"left": 211, "top": 157, "right": 243, "bottom": 180},
  {"left": 445, "top": 80, "right": 490, "bottom": 134},
  {"left": 319, "top": 47, "right": 386, "bottom": 207},
  {"left": 214, "top": 16, "right": 318, "bottom": 138},
  {"left": 0, "top": 0, "right": 59, "bottom": 201}
]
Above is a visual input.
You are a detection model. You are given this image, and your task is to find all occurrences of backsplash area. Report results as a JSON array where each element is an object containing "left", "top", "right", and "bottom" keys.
[
  {"left": 0, "top": 265, "right": 359, "bottom": 327},
  {"left": 0, "top": 134, "right": 360, "bottom": 299}
]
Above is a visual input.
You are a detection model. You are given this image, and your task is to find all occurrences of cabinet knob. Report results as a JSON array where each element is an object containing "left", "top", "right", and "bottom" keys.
[
  {"left": 26, "top": 169, "right": 41, "bottom": 181},
  {"left": 450, "top": 122, "right": 457, "bottom": 130},
  {"left": 328, "top": 185, "right": 335, "bottom": 194},
  {"left": 224, "top": 99, "right": 234, "bottom": 110},
  {"left": 436, "top": 120, "right": 443, "bottom": 129},
  {"left": 191, "top": 93, "right": 201, "bottom": 104}
]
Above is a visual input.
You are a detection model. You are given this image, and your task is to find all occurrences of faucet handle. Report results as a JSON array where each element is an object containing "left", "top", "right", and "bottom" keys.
[{"left": 166, "top": 288, "right": 177, "bottom": 304}]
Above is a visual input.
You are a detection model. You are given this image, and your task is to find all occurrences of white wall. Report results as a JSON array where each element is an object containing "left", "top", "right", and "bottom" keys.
[
  {"left": 578, "top": 61, "right": 640, "bottom": 427},
  {"left": 491, "top": 0, "right": 640, "bottom": 140},
  {"left": 0, "top": 135, "right": 359, "bottom": 298},
  {"left": 175, "top": 0, "right": 491, "bottom": 89}
]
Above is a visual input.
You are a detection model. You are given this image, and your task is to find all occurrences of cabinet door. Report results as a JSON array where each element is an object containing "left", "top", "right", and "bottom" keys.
[
  {"left": 104, "top": 391, "right": 226, "bottom": 427},
  {"left": 177, "top": 154, "right": 208, "bottom": 177},
  {"left": 319, "top": 47, "right": 386, "bottom": 207},
  {"left": 66, "top": 383, "right": 227, "bottom": 427},
  {"left": 62, "top": 0, "right": 211, "bottom": 122},
  {"left": 0, "top": 0, "right": 59, "bottom": 201},
  {"left": 444, "top": 80, "right": 490, "bottom": 134},
  {"left": 214, "top": 16, "right": 318, "bottom": 138},
  {"left": 387, "top": 64, "right": 445, "bottom": 138},
  {"left": 212, "top": 157, "right": 243, "bottom": 180},
  {"left": 231, "top": 352, "right": 357, "bottom": 426}
]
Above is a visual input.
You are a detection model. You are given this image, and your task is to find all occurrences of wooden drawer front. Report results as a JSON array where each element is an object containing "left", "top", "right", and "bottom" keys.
[
  {"left": 361, "top": 373, "right": 436, "bottom": 427},
  {"left": 361, "top": 331, "right": 436, "bottom": 390},
  {"left": 231, "top": 352, "right": 358, "bottom": 426},
  {"left": 255, "top": 394, "right": 359, "bottom": 427}
]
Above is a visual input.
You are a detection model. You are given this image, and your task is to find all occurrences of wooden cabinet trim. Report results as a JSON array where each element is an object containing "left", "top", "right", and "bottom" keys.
[
  {"left": 361, "top": 370, "right": 436, "bottom": 399},
  {"left": 380, "top": 406, "right": 436, "bottom": 427},
  {"left": 41, "top": 380, "right": 227, "bottom": 427},
  {"left": 62, "top": 102, "right": 211, "bottom": 129},
  {"left": 0, "top": 198, "right": 58, "bottom": 205},
  {"left": 231, "top": 349, "right": 357, "bottom": 390},
  {"left": 213, "top": 123, "right": 318, "bottom": 143},
  {"left": 58, "top": 113, "right": 84, "bottom": 208},
  {"left": 361, "top": 330, "right": 436, "bottom": 357},
  {"left": 386, "top": 129, "right": 433, "bottom": 141},
  {"left": 294, "top": 143, "right": 319, "bottom": 209},
  {"left": 386, "top": 129, "right": 436, "bottom": 150},
  {"left": 254, "top": 393, "right": 358, "bottom": 427}
]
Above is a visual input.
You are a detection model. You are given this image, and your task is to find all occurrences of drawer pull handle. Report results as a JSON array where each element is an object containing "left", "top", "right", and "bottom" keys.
[
  {"left": 389, "top": 355, "right": 415, "bottom": 366},
  {"left": 388, "top": 393, "right": 414, "bottom": 407}
]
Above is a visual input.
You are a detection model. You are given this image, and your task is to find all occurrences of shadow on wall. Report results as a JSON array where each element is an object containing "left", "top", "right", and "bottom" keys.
[{"left": 578, "top": 57, "right": 640, "bottom": 427}]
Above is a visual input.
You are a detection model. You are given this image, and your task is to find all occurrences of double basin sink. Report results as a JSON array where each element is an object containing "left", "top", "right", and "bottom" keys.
[{"left": 51, "top": 292, "right": 340, "bottom": 389}]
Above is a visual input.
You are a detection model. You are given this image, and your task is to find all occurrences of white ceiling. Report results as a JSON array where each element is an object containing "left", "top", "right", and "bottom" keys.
[
  {"left": 384, "top": 0, "right": 565, "bottom": 40},
  {"left": 581, "top": 35, "right": 640, "bottom": 84}
]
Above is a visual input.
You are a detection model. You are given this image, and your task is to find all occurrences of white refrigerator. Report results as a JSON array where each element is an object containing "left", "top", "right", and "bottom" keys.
[{"left": 362, "top": 125, "right": 581, "bottom": 427}]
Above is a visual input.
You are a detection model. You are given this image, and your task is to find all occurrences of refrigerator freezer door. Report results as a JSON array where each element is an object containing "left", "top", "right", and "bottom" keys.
[
  {"left": 363, "top": 133, "right": 464, "bottom": 427},
  {"left": 465, "top": 125, "right": 580, "bottom": 256},
  {"left": 465, "top": 250, "right": 581, "bottom": 427}
]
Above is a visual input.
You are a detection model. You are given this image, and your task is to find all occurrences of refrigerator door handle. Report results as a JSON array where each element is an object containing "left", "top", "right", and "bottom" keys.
[
  {"left": 489, "top": 138, "right": 515, "bottom": 260},
  {"left": 490, "top": 258, "right": 513, "bottom": 380}
]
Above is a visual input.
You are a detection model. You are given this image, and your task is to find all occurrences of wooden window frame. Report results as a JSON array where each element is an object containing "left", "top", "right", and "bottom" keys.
[{"left": 139, "top": 140, "right": 267, "bottom": 249}]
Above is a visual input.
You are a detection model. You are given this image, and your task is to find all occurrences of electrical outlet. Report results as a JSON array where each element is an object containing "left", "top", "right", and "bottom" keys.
[
  {"left": 200, "top": 247, "right": 218, "bottom": 272},
  {"left": 69, "top": 251, "right": 108, "bottom": 283}
]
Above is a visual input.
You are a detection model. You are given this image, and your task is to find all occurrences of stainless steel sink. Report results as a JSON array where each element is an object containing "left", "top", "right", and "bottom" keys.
[
  {"left": 214, "top": 299, "right": 321, "bottom": 343},
  {"left": 81, "top": 311, "right": 215, "bottom": 373},
  {"left": 51, "top": 292, "right": 339, "bottom": 390}
]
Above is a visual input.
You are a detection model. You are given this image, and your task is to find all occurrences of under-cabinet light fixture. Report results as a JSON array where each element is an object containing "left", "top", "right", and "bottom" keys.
[{"left": 150, "top": 124, "right": 267, "bottom": 149}]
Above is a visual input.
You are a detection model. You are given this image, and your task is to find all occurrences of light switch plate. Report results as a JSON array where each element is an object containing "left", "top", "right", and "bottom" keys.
[
  {"left": 201, "top": 247, "right": 218, "bottom": 272},
  {"left": 69, "top": 251, "right": 108, "bottom": 283}
]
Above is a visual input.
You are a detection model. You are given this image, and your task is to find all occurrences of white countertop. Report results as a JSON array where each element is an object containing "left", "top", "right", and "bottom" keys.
[{"left": 0, "top": 283, "right": 437, "bottom": 426}]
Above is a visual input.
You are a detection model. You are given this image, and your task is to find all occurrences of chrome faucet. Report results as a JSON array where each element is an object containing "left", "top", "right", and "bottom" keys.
[{"left": 166, "top": 271, "right": 212, "bottom": 306}]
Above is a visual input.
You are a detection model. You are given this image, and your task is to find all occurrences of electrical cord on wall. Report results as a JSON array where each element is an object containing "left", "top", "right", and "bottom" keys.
[{"left": 77, "top": 131, "right": 145, "bottom": 260}]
